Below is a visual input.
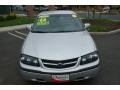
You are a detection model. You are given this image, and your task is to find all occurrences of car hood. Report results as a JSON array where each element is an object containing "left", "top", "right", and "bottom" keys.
[{"left": 22, "top": 31, "right": 96, "bottom": 60}]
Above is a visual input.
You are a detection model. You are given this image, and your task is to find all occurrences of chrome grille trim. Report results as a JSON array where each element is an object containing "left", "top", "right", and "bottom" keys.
[
  {"left": 43, "top": 62, "right": 58, "bottom": 66},
  {"left": 43, "top": 61, "right": 77, "bottom": 66},
  {"left": 41, "top": 58, "right": 78, "bottom": 69}
]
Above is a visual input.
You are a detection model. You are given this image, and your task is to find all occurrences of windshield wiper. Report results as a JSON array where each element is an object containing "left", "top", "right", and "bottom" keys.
[
  {"left": 53, "top": 30, "right": 81, "bottom": 33},
  {"left": 31, "top": 31, "right": 48, "bottom": 33},
  {"left": 31, "top": 30, "right": 83, "bottom": 33}
]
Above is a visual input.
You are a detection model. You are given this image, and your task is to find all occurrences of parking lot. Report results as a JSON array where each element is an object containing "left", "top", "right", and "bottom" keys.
[{"left": 0, "top": 29, "right": 120, "bottom": 85}]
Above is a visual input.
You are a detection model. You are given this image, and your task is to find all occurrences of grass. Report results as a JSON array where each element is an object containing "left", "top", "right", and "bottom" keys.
[
  {"left": 83, "top": 19, "right": 120, "bottom": 32},
  {"left": 89, "top": 25, "right": 111, "bottom": 32},
  {"left": 0, "top": 16, "right": 35, "bottom": 27},
  {"left": 0, "top": 17, "right": 120, "bottom": 32}
]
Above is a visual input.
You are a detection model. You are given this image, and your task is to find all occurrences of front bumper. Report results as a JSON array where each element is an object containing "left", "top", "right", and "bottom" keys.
[{"left": 20, "top": 64, "right": 99, "bottom": 82}]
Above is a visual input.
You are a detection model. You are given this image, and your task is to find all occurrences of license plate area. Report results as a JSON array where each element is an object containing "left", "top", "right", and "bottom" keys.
[{"left": 52, "top": 74, "right": 69, "bottom": 81}]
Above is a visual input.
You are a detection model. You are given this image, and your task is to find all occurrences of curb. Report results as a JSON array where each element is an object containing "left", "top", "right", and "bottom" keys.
[
  {"left": 0, "top": 24, "right": 32, "bottom": 32},
  {"left": 0, "top": 24, "right": 120, "bottom": 35}
]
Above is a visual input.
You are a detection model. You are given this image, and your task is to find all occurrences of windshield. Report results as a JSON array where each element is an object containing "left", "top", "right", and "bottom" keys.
[{"left": 32, "top": 14, "right": 84, "bottom": 33}]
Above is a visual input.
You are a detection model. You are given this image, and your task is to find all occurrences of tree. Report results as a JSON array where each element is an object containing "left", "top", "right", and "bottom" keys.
[{"left": 26, "top": 5, "right": 33, "bottom": 18}]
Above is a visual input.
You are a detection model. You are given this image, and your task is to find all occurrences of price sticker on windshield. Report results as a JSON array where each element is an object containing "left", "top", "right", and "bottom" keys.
[{"left": 37, "top": 16, "right": 49, "bottom": 26}]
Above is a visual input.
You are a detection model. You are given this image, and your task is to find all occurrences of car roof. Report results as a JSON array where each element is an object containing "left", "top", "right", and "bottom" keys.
[{"left": 38, "top": 10, "right": 76, "bottom": 16}]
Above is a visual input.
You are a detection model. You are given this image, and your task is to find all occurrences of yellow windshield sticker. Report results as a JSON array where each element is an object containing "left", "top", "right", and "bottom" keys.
[
  {"left": 37, "top": 16, "right": 49, "bottom": 26},
  {"left": 72, "top": 14, "right": 77, "bottom": 18}
]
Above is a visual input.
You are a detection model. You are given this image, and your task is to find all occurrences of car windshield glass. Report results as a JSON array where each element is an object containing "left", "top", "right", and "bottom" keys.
[{"left": 32, "top": 14, "right": 84, "bottom": 33}]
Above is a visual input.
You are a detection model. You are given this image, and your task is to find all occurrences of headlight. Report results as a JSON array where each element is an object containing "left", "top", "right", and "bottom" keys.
[
  {"left": 80, "top": 51, "right": 98, "bottom": 65},
  {"left": 20, "top": 54, "right": 40, "bottom": 67}
]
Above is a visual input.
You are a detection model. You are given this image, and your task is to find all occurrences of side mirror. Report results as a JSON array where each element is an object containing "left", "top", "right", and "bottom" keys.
[
  {"left": 27, "top": 24, "right": 33, "bottom": 31},
  {"left": 84, "top": 23, "right": 91, "bottom": 29}
]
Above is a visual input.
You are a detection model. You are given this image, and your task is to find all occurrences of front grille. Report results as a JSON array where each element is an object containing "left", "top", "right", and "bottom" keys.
[{"left": 41, "top": 58, "right": 78, "bottom": 69}]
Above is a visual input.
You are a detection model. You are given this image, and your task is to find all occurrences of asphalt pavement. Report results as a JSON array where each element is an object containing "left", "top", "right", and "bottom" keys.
[{"left": 0, "top": 29, "right": 120, "bottom": 85}]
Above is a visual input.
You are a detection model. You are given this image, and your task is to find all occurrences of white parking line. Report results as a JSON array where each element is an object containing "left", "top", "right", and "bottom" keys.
[
  {"left": 8, "top": 32, "right": 25, "bottom": 40},
  {"left": 15, "top": 31, "right": 27, "bottom": 36}
]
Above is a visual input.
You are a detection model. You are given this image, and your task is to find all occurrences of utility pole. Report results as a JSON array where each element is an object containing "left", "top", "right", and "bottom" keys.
[{"left": 9, "top": 5, "right": 13, "bottom": 14}]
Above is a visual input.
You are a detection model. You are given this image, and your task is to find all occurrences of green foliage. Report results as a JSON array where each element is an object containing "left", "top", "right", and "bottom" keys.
[
  {"left": 83, "top": 19, "right": 120, "bottom": 32},
  {"left": 0, "top": 17, "right": 34, "bottom": 27},
  {"left": 6, "top": 14, "right": 17, "bottom": 20},
  {"left": 89, "top": 25, "right": 111, "bottom": 32}
]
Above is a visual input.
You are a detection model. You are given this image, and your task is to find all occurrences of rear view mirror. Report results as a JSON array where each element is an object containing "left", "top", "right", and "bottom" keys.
[
  {"left": 27, "top": 24, "right": 33, "bottom": 31},
  {"left": 84, "top": 23, "right": 91, "bottom": 29}
]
